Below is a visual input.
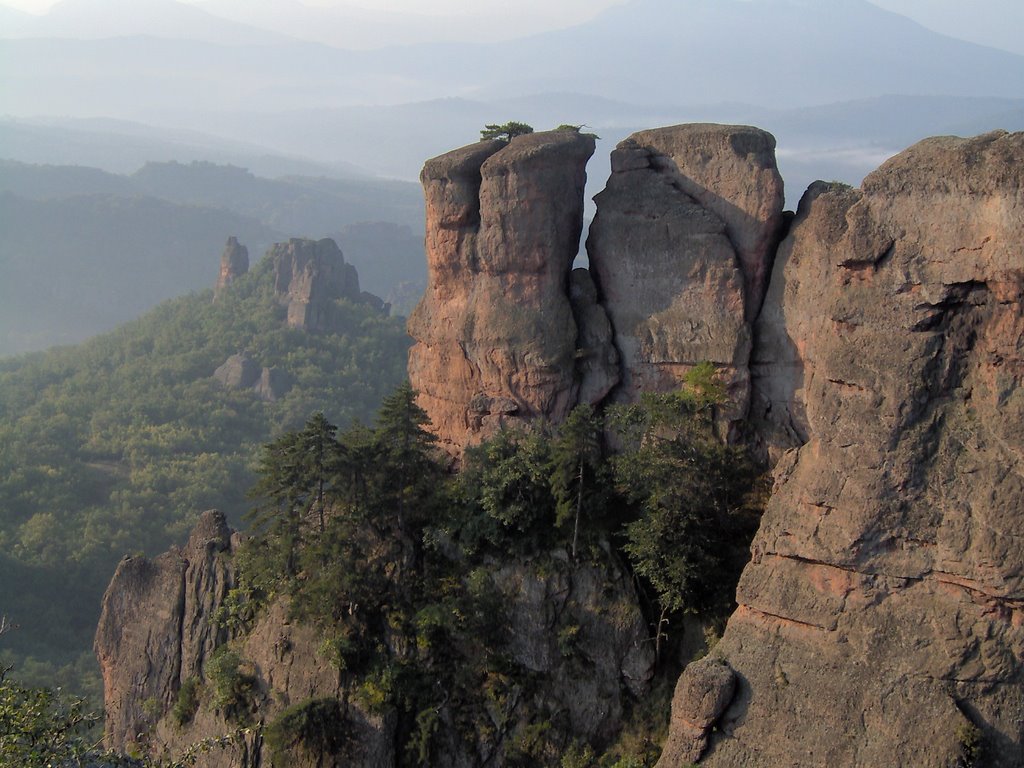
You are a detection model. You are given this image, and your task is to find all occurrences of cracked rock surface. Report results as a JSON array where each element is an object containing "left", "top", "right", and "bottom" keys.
[
  {"left": 408, "top": 131, "right": 596, "bottom": 456},
  {"left": 691, "top": 130, "right": 1024, "bottom": 768}
]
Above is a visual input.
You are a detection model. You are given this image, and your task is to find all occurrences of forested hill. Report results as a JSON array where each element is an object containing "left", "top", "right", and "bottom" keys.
[
  {"left": 0, "top": 253, "right": 411, "bottom": 703},
  {"left": 0, "top": 159, "right": 426, "bottom": 356}
]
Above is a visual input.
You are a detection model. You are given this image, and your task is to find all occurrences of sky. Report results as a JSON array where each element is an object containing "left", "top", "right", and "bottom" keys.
[{"left": 1, "top": 0, "right": 1022, "bottom": 55}]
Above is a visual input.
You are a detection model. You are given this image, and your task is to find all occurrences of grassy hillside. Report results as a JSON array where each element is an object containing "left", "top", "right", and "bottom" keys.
[{"left": 0, "top": 254, "right": 411, "bottom": 702}]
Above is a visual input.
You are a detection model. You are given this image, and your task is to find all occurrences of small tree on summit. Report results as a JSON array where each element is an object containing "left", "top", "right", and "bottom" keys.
[{"left": 480, "top": 121, "right": 534, "bottom": 142}]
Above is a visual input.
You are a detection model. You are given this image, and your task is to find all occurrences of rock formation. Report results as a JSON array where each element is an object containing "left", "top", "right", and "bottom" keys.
[
  {"left": 212, "top": 353, "right": 292, "bottom": 402},
  {"left": 587, "top": 124, "right": 784, "bottom": 424},
  {"left": 96, "top": 511, "right": 235, "bottom": 752},
  {"left": 665, "top": 130, "right": 1024, "bottom": 767},
  {"left": 269, "top": 237, "right": 363, "bottom": 331},
  {"left": 96, "top": 513, "right": 653, "bottom": 767},
  {"left": 97, "top": 125, "right": 1024, "bottom": 767},
  {"left": 407, "top": 130, "right": 598, "bottom": 454},
  {"left": 215, "top": 236, "right": 249, "bottom": 299}
]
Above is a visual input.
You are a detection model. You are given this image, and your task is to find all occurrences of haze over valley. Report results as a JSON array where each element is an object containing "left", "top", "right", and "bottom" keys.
[{"left": 1, "top": 2, "right": 1023, "bottom": 766}]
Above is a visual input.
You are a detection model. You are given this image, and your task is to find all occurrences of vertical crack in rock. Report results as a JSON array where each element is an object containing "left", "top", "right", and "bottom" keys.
[
  {"left": 587, "top": 124, "right": 785, "bottom": 433},
  {"left": 408, "top": 131, "right": 596, "bottom": 456},
  {"left": 679, "top": 130, "right": 1024, "bottom": 768}
]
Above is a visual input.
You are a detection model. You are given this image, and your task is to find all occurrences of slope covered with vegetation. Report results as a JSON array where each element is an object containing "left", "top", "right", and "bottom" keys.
[{"left": 0, "top": 255, "right": 410, "bottom": 702}]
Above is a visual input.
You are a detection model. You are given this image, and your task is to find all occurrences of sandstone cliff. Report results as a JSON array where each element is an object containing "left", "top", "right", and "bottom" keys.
[
  {"left": 215, "top": 236, "right": 250, "bottom": 300},
  {"left": 96, "top": 512, "right": 653, "bottom": 767},
  {"left": 269, "top": 237, "right": 367, "bottom": 331},
  {"left": 662, "top": 130, "right": 1024, "bottom": 767},
  {"left": 407, "top": 130, "right": 599, "bottom": 454},
  {"left": 97, "top": 125, "right": 1024, "bottom": 768},
  {"left": 588, "top": 125, "right": 784, "bottom": 425}
]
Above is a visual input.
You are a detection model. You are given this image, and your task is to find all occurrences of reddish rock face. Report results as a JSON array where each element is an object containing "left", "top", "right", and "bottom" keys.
[
  {"left": 587, "top": 124, "right": 785, "bottom": 425},
  {"left": 408, "top": 131, "right": 596, "bottom": 455},
  {"left": 214, "top": 236, "right": 249, "bottom": 300},
  {"left": 674, "top": 131, "right": 1024, "bottom": 767}
]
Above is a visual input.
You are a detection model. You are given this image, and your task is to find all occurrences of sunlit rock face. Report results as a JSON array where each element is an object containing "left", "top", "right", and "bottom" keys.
[
  {"left": 587, "top": 124, "right": 785, "bottom": 429},
  {"left": 407, "top": 130, "right": 596, "bottom": 456},
  {"left": 664, "top": 130, "right": 1024, "bottom": 768}
]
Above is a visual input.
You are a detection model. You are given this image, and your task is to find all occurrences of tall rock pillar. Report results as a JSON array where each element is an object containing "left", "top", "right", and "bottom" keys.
[
  {"left": 408, "top": 130, "right": 596, "bottom": 455},
  {"left": 587, "top": 124, "right": 784, "bottom": 423}
]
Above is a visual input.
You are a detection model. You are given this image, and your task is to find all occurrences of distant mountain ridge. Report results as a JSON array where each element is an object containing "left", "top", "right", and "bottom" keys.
[{"left": 3, "top": 0, "right": 1022, "bottom": 117}]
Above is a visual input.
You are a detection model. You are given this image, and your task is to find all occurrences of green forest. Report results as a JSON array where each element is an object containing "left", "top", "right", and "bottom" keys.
[
  {"left": 1, "top": 369, "right": 763, "bottom": 767},
  {"left": 0, "top": 254, "right": 411, "bottom": 704}
]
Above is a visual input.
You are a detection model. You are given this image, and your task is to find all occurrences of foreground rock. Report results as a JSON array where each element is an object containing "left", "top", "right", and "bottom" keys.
[
  {"left": 676, "top": 130, "right": 1024, "bottom": 767},
  {"left": 587, "top": 124, "right": 784, "bottom": 426},
  {"left": 96, "top": 513, "right": 653, "bottom": 767},
  {"left": 407, "top": 130, "right": 596, "bottom": 455}
]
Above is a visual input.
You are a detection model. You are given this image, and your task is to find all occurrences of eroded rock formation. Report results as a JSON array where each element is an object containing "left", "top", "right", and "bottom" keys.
[
  {"left": 96, "top": 513, "right": 653, "bottom": 767},
  {"left": 215, "top": 236, "right": 249, "bottom": 299},
  {"left": 269, "top": 237, "right": 363, "bottom": 331},
  {"left": 96, "top": 511, "right": 235, "bottom": 752},
  {"left": 587, "top": 124, "right": 785, "bottom": 424},
  {"left": 668, "top": 130, "right": 1024, "bottom": 767},
  {"left": 407, "top": 130, "right": 598, "bottom": 454},
  {"left": 98, "top": 125, "right": 1024, "bottom": 767}
]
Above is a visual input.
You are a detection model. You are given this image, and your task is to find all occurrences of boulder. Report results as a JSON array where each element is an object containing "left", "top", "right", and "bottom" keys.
[
  {"left": 656, "top": 656, "right": 736, "bottom": 766},
  {"left": 212, "top": 353, "right": 261, "bottom": 390}
]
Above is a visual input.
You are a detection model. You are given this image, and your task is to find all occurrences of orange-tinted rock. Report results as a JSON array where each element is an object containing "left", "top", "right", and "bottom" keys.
[
  {"left": 678, "top": 131, "right": 1024, "bottom": 767},
  {"left": 408, "top": 131, "right": 596, "bottom": 455},
  {"left": 214, "top": 236, "right": 249, "bottom": 300}
]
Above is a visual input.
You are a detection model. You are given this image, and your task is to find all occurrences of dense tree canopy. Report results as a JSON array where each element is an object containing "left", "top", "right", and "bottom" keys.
[{"left": 0, "top": 255, "right": 410, "bottom": 700}]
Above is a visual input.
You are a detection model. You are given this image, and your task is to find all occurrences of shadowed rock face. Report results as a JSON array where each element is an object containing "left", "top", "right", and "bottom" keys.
[
  {"left": 669, "top": 130, "right": 1024, "bottom": 767},
  {"left": 215, "top": 236, "right": 249, "bottom": 299},
  {"left": 587, "top": 124, "right": 784, "bottom": 426},
  {"left": 96, "top": 513, "right": 652, "bottom": 768},
  {"left": 270, "top": 237, "right": 362, "bottom": 331},
  {"left": 95, "top": 510, "right": 234, "bottom": 752},
  {"left": 408, "top": 130, "right": 596, "bottom": 455}
]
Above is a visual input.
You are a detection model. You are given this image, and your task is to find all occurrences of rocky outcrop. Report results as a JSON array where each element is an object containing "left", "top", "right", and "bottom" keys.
[
  {"left": 97, "top": 514, "right": 653, "bottom": 768},
  {"left": 269, "top": 237, "right": 364, "bottom": 331},
  {"left": 587, "top": 125, "right": 784, "bottom": 424},
  {"left": 674, "top": 130, "right": 1024, "bottom": 767},
  {"left": 96, "top": 510, "right": 234, "bottom": 752},
  {"left": 407, "top": 130, "right": 597, "bottom": 454},
  {"left": 215, "top": 237, "right": 249, "bottom": 300},
  {"left": 657, "top": 656, "right": 736, "bottom": 765},
  {"left": 212, "top": 353, "right": 292, "bottom": 402}
]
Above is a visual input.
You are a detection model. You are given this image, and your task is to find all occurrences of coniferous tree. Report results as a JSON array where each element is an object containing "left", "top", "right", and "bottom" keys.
[{"left": 549, "top": 403, "right": 603, "bottom": 560}]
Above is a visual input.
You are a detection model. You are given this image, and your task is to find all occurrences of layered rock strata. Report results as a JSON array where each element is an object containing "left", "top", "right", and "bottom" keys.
[
  {"left": 407, "top": 130, "right": 598, "bottom": 454},
  {"left": 587, "top": 125, "right": 784, "bottom": 423},
  {"left": 666, "top": 130, "right": 1024, "bottom": 767}
]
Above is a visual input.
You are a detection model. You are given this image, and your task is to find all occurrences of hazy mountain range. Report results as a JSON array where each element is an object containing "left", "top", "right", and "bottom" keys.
[
  {"left": 1, "top": 0, "right": 1023, "bottom": 356},
  {"left": 3, "top": 0, "right": 1022, "bottom": 184}
]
